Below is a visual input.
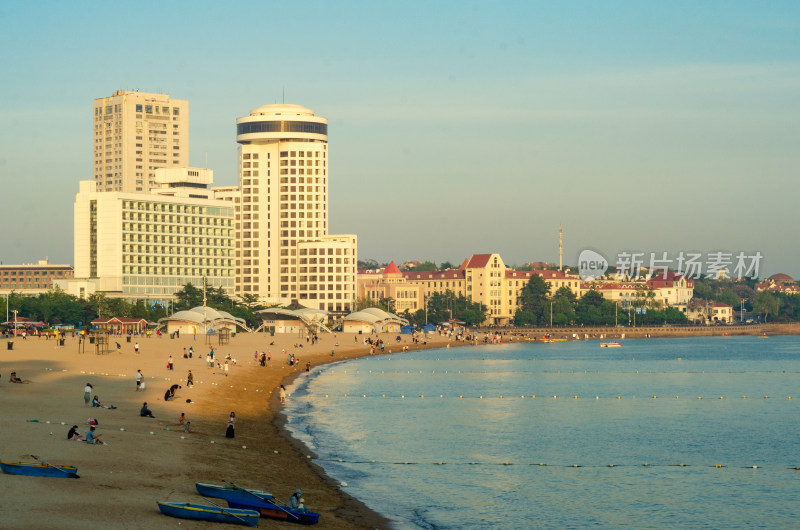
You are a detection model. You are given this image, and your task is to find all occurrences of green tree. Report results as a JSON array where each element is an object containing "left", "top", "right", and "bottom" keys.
[
  {"left": 716, "top": 288, "right": 740, "bottom": 309},
  {"left": 550, "top": 286, "right": 577, "bottom": 325},
  {"left": 439, "top": 261, "right": 455, "bottom": 270},
  {"left": 514, "top": 275, "right": 550, "bottom": 325},
  {"left": 173, "top": 283, "right": 204, "bottom": 310},
  {"left": 753, "top": 291, "right": 779, "bottom": 322},
  {"left": 414, "top": 261, "right": 438, "bottom": 272}
]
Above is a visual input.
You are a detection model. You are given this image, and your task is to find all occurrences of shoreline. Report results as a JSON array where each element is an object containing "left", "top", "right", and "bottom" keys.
[{"left": 1, "top": 325, "right": 797, "bottom": 529}]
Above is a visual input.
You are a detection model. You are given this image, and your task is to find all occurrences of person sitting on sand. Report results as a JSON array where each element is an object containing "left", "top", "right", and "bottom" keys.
[
  {"left": 184, "top": 421, "right": 191, "bottom": 433},
  {"left": 140, "top": 402, "right": 154, "bottom": 418},
  {"left": 85, "top": 425, "right": 105, "bottom": 445},
  {"left": 67, "top": 425, "right": 83, "bottom": 441},
  {"left": 9, "top": 372, "right": 30, "bottom": 383},
  {"left": 178, "top": 412, "right": 185, "bottom": 424},
  {"left": 92, "top": 395, "right": 102, "bottom": 408},
  {"left": 289, "top": 489, "right": 307, "bottom": 512}
]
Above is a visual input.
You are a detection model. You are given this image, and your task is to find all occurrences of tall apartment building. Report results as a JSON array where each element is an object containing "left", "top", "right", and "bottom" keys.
[
  {"left": 234, "top": 103, "right": 357, "bottom": 312},
  {"left": 93, "top": 90, "right": 188, "bottom": 193}
]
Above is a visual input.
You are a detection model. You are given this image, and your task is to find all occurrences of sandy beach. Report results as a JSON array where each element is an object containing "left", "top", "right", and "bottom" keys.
[{"left": 0, "top": 330, "right": 458, "bottom": 529}]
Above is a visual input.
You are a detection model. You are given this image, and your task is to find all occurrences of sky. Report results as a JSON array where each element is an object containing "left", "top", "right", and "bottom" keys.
[{"left": 1, "top": 1, "right": 799, "bottom": 278}]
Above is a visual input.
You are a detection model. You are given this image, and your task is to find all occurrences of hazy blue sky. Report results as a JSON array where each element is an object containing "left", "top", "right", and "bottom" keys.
[{"left": 1, "top": 1, "right": 798, "bottom": 277}]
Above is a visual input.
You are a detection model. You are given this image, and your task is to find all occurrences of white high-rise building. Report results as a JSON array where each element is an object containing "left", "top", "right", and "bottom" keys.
[
  {"left": 234, "top": 103, "right": 357, "bottom": 312},
  {"left": 64, "top": 177, "right": 235, "bottom": 301},
  {"left": 93, "top": 90, "right": 188, "bottom": 193}
]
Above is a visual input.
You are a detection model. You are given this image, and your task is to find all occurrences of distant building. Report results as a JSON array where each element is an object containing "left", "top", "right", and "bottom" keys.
[
  {"left": 755, "top": 273, "right": 800, "bottom": 295},
  {"left": 357, "top": 253, "right": 584, "bottom": 325},
  {"left": 0, "top": 259, "right": 73, "bottom": 295},
  {"left": 93, "top": 90, "right": 189, "bottom": 193}
]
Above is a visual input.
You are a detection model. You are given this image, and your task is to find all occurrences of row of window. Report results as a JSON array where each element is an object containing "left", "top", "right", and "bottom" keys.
[
  {"left": 122, "top": 201, "right": 232, "bottom": 216},
  {"left": 122, "top": 266, "right": 233, "bottom": 277},
  {"left": 237, "top": 121, "right": 327, "bottom": 136},
  {"left": 1, "top": 270, "right": 70, "bottom": 276}
]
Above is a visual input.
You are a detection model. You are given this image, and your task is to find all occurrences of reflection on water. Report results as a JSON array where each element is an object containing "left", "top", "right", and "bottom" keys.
[{"left": 285, "top": 336, "right": 800, "bottom": 529}]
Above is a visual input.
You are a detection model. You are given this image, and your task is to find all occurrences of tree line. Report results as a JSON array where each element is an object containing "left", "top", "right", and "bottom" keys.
[{"left": 0, "top": 284, "right": 264, "bottom": 329}]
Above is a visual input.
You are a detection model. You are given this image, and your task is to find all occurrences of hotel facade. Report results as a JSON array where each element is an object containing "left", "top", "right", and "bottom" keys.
[
  {"left": 230, "top": 103, "right": 357, "bottom": 313},
  {"left": 66, "top": 177, "right": 235, "bottom": 301}
]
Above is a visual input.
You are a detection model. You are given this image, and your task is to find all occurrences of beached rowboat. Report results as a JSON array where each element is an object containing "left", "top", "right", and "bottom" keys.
[
  {"left": 157, "top": 501, "right": 260, "bottom": 526},
  {"left": 196, "top": 481, "right": 273, "bottom": 503},
  {"left": 600, "top": 342, "right": 622, "bottom": 348},
  {"left": 0, "top": 461, "right": 78, "bottom": 478},
  {"left": 228, "top": 499, "right": 321, "bottom": 525}
]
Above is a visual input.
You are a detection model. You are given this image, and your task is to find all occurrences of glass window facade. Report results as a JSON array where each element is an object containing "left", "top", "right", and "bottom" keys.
[{"left": 237, "top": 121, "right": 327, "bottom": 136}]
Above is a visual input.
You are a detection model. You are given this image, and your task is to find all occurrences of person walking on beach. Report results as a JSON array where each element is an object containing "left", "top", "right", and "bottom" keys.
[
  {"left": 84, "top": 382, "right": 93, "bottom": 407},
  {"left": 225, "top": 412, "right": 236, "bottom": 438},
  {"left": 279, "top": 384, "right": 286, "bottom": 404},
  {"left": 135, "top": 342, "right": 139, "bottom": 354},
  {"left": 168, "top": 355, "right": 173, "bottom": 370},
  {"left": 187, "top": 370, "right": 194, "bottom": 387},
  {"left": 135, "top": 370, "right": 143, "bottom": 391},
  {"left": 305, "top": 361, "right": 311, "bottom": 374}
]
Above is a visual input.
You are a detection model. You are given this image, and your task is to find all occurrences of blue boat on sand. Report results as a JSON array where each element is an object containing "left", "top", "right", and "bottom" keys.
[
  {"left": 157, "top": 501, "right": 260, "bottom": 526},
  {"left": 0, "top": 461, "right": 79, "bottom": 478},
  {"left": 195, "top": 482, "right": 273, "bottom": 503},
  {"left": 227, "top": 499, "right": 320, "bottom": 525}
]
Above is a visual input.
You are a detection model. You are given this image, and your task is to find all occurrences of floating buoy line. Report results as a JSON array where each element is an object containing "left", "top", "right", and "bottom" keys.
[
  {"left": 331, "top": 368, "right": 800, "bottom": 375},
  {"left": 316, "top": 457, "right": 800, "bottom": 471},
  {"left": 310, "top": 394, "right": 793, "bottom": 401}
]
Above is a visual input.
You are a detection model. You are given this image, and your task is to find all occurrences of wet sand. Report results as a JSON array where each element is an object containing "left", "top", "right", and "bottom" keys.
[{"left": 0, "top": 331, "right": 457, "bottom": 529}]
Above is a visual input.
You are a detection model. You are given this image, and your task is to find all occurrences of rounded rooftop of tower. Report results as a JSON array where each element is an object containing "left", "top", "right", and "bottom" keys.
[
  {"left": 237, "top": 103, "right": 327, "bottom": 144},
  {"left": 249, "top": 103, "right": 315, "bottom": 117}
]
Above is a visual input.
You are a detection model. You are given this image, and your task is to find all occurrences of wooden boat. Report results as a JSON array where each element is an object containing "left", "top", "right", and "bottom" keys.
[
  {"left": 228, "top": 499, "right": 321, "bottom": 525},
  {"left": 196, "top": 481, "right": 272, "bottom": 503},
  {"left": 0, "top": 461, "right": 78, "bottom": 478},
  {"left": 600, "top": 342, "right": 622, "bottom": 348},
  {"left": 157, "top": 501, "right": 260, "bottom": 526}
]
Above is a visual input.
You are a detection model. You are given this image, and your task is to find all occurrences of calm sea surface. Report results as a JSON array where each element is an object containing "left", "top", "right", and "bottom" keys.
[{"left": 284, "top": 336, "right": 800, "bottom": 529}]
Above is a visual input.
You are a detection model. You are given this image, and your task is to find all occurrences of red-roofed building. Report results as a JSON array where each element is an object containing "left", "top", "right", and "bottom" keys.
[
  {"left": 358, "top": 253, "right": 587, "bottom": 325},
  {"left": 755, "top": 273, "right": 799, "bottom": 295},
  {"left": 357, "top": 262, "right": 424, "bottom": 313},
  {"left": 90, "top": 317, "right": 148, "bottom": 334}
]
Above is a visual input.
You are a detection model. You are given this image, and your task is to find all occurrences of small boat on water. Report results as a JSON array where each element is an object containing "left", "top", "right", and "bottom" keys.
[
  {"left": 196, "top": 482, "right": 273, "bottom": 503},
  {"left": 157, "top": 501, "right": 260, "bottom": 526},
  {"left": 228, "top": 499, "right": 321, "bottom": 525},
  {"left": 600, "top": 342, "right": 622, "bottom": 348},
  {"left": 0, "top": 461, "right": 78, "bottom": 478}
]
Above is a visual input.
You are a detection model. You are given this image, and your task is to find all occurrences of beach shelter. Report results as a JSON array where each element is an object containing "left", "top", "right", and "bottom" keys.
[
  {"left": 422, "top": 323, "right": 436, "bottom": 333},
  {"left": 400, "top": 325, "right": 414, "bottom": 334}
]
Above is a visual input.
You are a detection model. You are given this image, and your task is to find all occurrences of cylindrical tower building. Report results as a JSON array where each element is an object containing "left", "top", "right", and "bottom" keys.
[{"left": 233, "top": 104, "right": 356, "bottom": 312}]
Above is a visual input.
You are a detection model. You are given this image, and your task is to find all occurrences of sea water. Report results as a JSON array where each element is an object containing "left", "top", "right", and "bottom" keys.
[{"left": 284, "top": 336, "right": 800, "bottom": 528}]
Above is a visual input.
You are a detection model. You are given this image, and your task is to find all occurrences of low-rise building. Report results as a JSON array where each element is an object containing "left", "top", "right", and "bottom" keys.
[
  {"left": 755, "top": 273, "right": 800, "bottom": 295},
  {"left": 0, "top": 259, "right": 73, "bottom": 294}
]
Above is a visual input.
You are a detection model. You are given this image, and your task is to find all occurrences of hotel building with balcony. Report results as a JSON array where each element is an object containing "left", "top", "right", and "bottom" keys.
[{"left": 232, "top": 103, "right": 357, "bottom": 313}]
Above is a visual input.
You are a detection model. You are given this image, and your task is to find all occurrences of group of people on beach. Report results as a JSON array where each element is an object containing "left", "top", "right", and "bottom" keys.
[{"left": 67, "top": 424, "right": 106, "bottom": 445}]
